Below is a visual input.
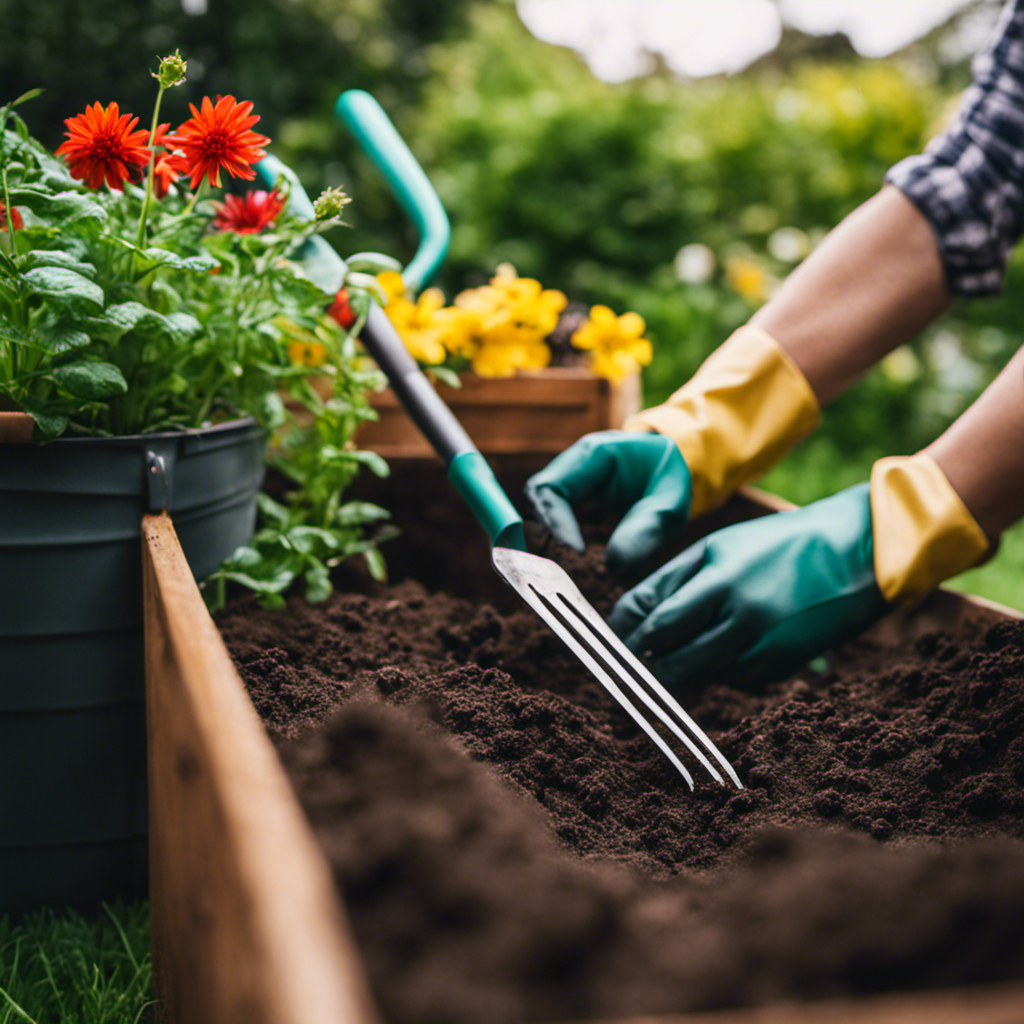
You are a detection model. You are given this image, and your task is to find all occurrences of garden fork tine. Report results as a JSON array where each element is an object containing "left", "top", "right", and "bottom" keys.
[{"left": 493, "top": 548, "right": 741, "bottom": 789}]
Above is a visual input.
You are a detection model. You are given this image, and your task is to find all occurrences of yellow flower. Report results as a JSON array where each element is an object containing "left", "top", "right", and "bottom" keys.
[
  {"left": 725, "top": 255, "right": 769, "bottom": 305},
  {"left": 288, "top": 340, "right": 328, "bottom": 367},
  {"left": 571, "top": 306, "right": 652, "bottom": 383},
  {"left": 376, "top": 270, "right": 408, "bottom": 305},
  {"left": 384, "top": 286, "right": 449, "bottom": 366},
  {"left": 453, "top": 264, "right": 566, "bottom": 375},
  {"left": 472, "top": 329, "right": 551, "bottom": 378}
]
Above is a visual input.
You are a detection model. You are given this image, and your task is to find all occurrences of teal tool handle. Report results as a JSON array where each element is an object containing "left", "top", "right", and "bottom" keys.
[{"left": 335, "top": 89, "right": 450, "bottom": 292}]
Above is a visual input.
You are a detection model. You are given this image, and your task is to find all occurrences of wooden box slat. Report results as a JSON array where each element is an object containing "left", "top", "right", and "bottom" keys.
[
  {"left": 357, "top": 368, "right": 642, "bottom": 458},
  {"left": 143, "top": 512, "right": 381, "bottom": 1024}
]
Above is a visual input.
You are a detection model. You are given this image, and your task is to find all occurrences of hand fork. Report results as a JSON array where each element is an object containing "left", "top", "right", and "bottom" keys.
[
  {"left": 360, "top": 306, "right": 741, "bottom": 790},
  {"left": 256, "top": 93, "right": 742, "bottom": 788}
]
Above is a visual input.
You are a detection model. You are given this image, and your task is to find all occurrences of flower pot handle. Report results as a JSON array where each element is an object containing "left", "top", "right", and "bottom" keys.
[{"left": 335, "top": 90, "right": 450, "bottom": 293}]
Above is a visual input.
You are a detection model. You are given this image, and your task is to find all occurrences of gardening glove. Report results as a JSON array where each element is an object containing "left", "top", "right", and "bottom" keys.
[
  {"left": 622, "top": 324, "right": 821, "bottom": 517},
  {"left": 525, "top": 431, "right": 692, "bottom": 572},
  {"left": 609, "top": 452, "right": 990, "bottom": 690},
  {"left": 526, "top": 325, "right": 821, "bottom": 571}
]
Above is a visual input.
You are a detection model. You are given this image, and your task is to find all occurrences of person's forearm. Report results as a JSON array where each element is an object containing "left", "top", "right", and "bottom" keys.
[
  {"left": 751, "top": 185, "right": 950, "bottom": 404},
  {"left": 925, "top": 345, "right": 1024, "bottom": 538}
]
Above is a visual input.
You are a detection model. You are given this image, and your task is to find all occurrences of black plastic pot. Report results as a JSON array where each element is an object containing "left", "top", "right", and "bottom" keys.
[{"left": 0, "top": 418, "right": 265, "bottom": 914}]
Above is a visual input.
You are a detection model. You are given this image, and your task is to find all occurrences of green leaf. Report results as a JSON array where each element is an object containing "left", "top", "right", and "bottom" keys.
[
  {"left": 344, "top": 449, "right": 390, "bottom": 477},
  {"left": 10, "top": 88, "right": 43, "bottom": 108},
  {"left": 84, "top": 302, "right": 201, "bottom": 344},
  {"left": 52, "top": 361, "right": 128, "bottom": 400},
  {"left": 7, "top": 188, "right": 107, "bottom": 226},
  {"left": 364, "top": 548, "right": 387, "bottom": 582},
  {"left": 344, "top": 251, "right": 403, "bottom": 276},
  {"left": 334, "top": 501, "right": 391, "bottom": 526},
  {"left": 304, "top": 559, "right": 332, "bottom": 603},
  {"left": 30, "top": 320, "right": 91, "bottom": 355},
  {"left": 18, "top": 394, "right": 68, "bottom": 440},
  {"left": 17, "top": 250, "right": 97, "bottom": 278},
  {"left": 141, "top": 247, "right": 220, "bottom": 273},
  {"left": 23, "top": 266, "right": 103, "bottom": 311},
  {"left": 0, "top": 321, "right": 29, "bottom": 346},
  {"left": 429, "top": 365, "right": 462, "bottom": 389},
  {"left": 345, "top": 271, "right": 389, "bottom": 305},
  {"left": 256, "top": 493, "right": 290, "bottom": 529}
]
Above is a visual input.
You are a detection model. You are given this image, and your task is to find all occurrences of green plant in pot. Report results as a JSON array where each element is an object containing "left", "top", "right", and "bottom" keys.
[{"left": 0, "top": 54, "right": 389, "bottom": 913}]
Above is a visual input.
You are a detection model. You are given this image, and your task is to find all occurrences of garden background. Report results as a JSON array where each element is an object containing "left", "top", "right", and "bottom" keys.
[
  {"left": 6, "top": 0, "right": 1022, "bottom": 609},
  {"left": 2, "top": 1, "right": 1023, "bottom": 1018}
]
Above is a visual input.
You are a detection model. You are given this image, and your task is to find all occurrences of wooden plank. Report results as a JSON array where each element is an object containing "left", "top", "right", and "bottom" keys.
[
  {"left": 573, "top": 979, "right": 1024, "bottom": 1024},
  {"left": 143, "top": 512, "right": 381, "bottom": 1024},
  {"left": 0, "top": 411, "right": 34, "bottom": 443},
  {"left": 357, "top": 369, "right": 642, "bottom": 458}
]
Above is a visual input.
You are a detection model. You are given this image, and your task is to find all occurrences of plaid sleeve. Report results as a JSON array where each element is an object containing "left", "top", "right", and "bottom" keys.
[{"left": 886, "top": 0, "right": 1024, "bottom": 297}]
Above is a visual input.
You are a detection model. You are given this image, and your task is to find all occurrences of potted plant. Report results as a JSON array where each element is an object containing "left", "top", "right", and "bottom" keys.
[{"left": 0, "top": 53, "right": 387, "bottom": 912}]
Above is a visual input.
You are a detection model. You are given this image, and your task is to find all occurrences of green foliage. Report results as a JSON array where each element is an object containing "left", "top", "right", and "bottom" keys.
[
  {"left": 0, "top": 902, "right": 151, "bottom": 1024},
  {"left": 0, "top": 87, "right": 388, "bottom": 609}
]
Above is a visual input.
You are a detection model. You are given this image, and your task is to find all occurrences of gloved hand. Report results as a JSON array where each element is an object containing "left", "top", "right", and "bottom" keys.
[
  {"left": 525, "top": 430, "right": 691, "bottom": 572},
  {"left": 609, "top": 453, "right": 990, "bottom": 690}
]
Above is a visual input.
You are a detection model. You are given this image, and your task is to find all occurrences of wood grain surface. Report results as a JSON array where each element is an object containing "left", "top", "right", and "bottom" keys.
[{"left": 143, "top": 512, "right": 381, "bottom": 1024}]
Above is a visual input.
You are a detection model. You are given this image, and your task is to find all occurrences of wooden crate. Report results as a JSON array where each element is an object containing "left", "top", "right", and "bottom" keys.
[
  {"left": 356, "top": 368, "right": 642, "bottom": 458},
  {"left": 143, "top": 499, "right": 1024, "bottom": 1024}
]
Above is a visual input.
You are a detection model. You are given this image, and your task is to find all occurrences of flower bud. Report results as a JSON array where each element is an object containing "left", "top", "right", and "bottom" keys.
[
  {"left": 313, "top": 187, "right": 351, "bottom": 221},
  {"left": 154, "top": 51, "right": 187, "bottom": 89}
]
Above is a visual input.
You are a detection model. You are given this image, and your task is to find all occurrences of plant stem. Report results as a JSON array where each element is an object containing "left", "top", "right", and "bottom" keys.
[
  {"left": 135, "top": 83, "right": 167, "bottom": 250},
  {"left": 184, "top": 180, "right": 206, "bottom": 216}
]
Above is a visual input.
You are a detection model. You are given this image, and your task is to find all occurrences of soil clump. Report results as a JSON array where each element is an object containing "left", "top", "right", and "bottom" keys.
[{"left": 219, "top": 471, "right": 1024, "bottom": 1024}]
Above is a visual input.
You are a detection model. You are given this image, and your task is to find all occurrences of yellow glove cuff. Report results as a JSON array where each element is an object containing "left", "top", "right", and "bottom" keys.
[
  {"left": 870, "top": 453, "right": 990, "bottom": 602},
  {"left": 622, "top": 325, "right": 820, "bottom": 516}
]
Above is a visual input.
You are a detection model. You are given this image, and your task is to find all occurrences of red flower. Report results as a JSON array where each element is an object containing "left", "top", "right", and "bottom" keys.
[
  {"left": 167, "top": 95, "right": 270, "bottom": 189},
  {"left": 328, "top": 288, "right": 357, "bottom": 329},
  {"left": 55, "top": 101, "right": 152, "bottom": 190},
  {"left": 153, "top": 151, "right": 190, "bottom": 199},
  {"left": 212, "top": 189, "right": 286, "bottom": 234},
  {"left": 0, "top": 202, "right": 23, "bottom": 231}
]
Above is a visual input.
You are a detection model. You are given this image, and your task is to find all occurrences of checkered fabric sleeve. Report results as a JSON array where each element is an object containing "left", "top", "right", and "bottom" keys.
[{"left": 886, "top": 0, "right": 1024, "bottom": 297}]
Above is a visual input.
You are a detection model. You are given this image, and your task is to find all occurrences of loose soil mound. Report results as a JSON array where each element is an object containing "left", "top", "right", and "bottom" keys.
[{"left": 219, "top": 482, "right": 1024, "bottom": 1024}]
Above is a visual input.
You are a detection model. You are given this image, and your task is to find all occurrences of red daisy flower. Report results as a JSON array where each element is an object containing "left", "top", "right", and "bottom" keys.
[
  {"left": 167, "top": 95, "right": 270, "bottom": 190},
  {"left": 55, "top": 101, "right": 152, "bottom": 190},
  {"left": 212, "top": 189, "right": 286, "bottom": 234},
  {"left": 0, "top": 202, "right": 23, "bottom": 231}
]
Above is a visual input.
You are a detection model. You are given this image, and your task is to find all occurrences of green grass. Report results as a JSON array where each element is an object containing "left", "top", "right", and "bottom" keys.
[{"left": 0, "top": 902, "right": 153, "bottom": 1024}]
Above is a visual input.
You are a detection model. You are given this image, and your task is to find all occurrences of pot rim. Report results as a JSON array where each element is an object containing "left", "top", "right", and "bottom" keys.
[{"left": 45, "top": 415, "right": 263, "bottom": 446}]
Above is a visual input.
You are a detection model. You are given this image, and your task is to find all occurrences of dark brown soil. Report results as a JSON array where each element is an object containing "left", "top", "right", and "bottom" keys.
[{"left": 219, "top": 464, "right": 1024, "bottom": 1024}]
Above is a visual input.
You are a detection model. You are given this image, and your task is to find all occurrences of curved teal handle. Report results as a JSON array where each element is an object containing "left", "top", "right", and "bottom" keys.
[
  {"left": 335, "top": 89, "right": 450, "bottom": 293},
  {"left": 252, "top": 153, "right": 348, "bottom": 294}
]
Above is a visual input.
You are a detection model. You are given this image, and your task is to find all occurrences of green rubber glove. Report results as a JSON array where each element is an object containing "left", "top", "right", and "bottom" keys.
[
  {"left": 608, "top": 483, "right": 891, "bottom": 689},
  {"left": 525, "top": 431, "right": 692, "bottom": 572}
]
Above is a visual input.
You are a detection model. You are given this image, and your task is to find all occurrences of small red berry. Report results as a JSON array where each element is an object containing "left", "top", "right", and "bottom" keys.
[{"left": 328, "top": 288, "right": 357, "bottom": 329}]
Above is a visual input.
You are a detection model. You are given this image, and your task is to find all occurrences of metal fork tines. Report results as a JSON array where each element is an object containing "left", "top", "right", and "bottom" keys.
[{"left": 492, "top": 547, "right": 742, "bottom": 790}]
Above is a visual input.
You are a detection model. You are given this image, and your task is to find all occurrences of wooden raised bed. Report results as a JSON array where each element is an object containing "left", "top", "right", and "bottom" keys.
[
  {"left": 144, "top": 492, "right": 1024, "bottom": 1024},
  {"left": 356, "top": 368, "right": 642, "bottom": 458}
]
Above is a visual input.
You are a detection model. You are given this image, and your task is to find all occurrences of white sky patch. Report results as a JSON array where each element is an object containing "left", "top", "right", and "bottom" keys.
[
  {"left": 780, "top": 0, "right": 977, "bottom": 58},
  {"left": 516, "top": 0, "right": 987, "bottom": 80},
  {"left": 518, "top": 0, "right": 781, "bottom": 81}
]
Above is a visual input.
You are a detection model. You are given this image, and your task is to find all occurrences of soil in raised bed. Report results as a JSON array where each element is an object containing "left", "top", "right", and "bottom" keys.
[{"left": 219, "top": 469, "right": 1024, "bottom": 1024}]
